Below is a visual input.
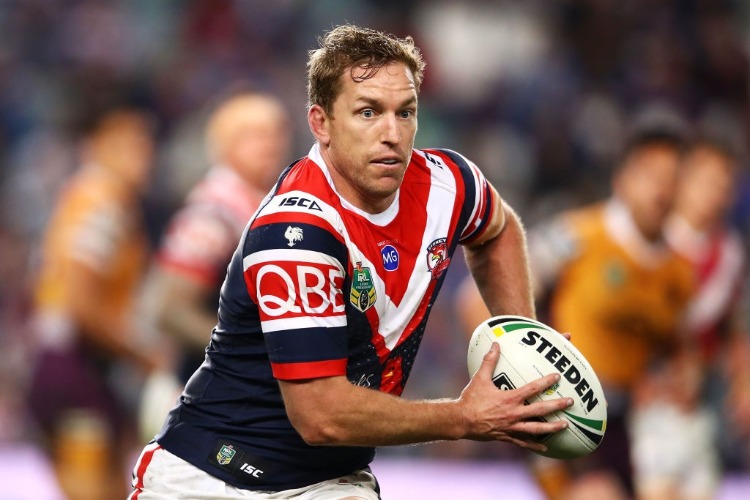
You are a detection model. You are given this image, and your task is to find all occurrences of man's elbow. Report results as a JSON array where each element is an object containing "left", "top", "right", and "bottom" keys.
[{"left": 288, "top": 412, "right": 344, "bottom": 446}]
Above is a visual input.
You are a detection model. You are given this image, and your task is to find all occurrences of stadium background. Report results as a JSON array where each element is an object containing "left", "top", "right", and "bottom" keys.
[{"left": 0, "top": 0, "right": 748, "bottom": 498}]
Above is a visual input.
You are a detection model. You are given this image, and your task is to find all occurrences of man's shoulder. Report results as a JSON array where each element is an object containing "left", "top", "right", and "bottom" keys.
[
  {"left": 249, "top": 161, "right": 345, "bottom": 246},
  {"left": 414, "top": 147, "right": 471, "bottom": 169}
]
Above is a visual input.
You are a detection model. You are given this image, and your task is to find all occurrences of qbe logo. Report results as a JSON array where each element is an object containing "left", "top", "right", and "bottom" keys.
[
  {"left": 253, "top": 263, "right": 345, "bottom": 317},
  {"left": 381, "top": 245, "right": 399, "bottom": 271}
]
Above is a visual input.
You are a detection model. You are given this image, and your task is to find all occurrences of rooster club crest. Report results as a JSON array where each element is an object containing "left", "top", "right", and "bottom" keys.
[
  {"left": 216, "top": 444, "right": 236, "bottom": 465},
  {"left": 426, "top": 237, "right": 450, "bottom": 279},
  {"left": 350, "top": 262, "right": 376, "bottom": 312},
  {"left": 285, "top": 226, "right": 303, "bottom": 247}
]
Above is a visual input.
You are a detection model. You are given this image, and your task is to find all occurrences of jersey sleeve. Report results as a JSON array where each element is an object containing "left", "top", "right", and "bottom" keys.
[
  {"left": 242, "top": 191, "right": 349, "bottom": 381},
  {"left": 438, "top": 150, "right": 499, "bottom": 245}
]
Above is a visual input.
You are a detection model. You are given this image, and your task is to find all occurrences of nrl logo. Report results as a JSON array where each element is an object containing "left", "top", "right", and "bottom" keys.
[
  {"left": 285, "top": 226, "right": 303, "bottom": 247},
  {"left": 216, "top": 444, "right": 236, "bottom": 466},
  {"left": 350, "top": 262, "right": 377, "bottom": 312}
]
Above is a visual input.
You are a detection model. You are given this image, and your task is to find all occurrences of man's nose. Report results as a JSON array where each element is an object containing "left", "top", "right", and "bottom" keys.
[{"left": 381, "top": 114, "right": 401, "bottom": 145}]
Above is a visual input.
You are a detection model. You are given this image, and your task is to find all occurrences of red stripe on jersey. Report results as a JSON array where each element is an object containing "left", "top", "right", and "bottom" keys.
[
  {"left": 276, "top": 157, "right": 338, "bottom": 202},
  {"left": 252, "top": 211, "right": 344, "bottom": 245},
  {"left": 461, "top": 182, "right": 498, "bottom": 246},
  {"left": 271, "top": 358, "right": 347, "bottom": 379},
  {"left": 468, "top": 172, "right": 487, "bottom": 232},
  {"left": 340, "top": 160, "right": 431, "bottom": 308},
  {"left": 129, "top": 442, "right": 161, "bottom": 499},
  {"left": 459, "top": 162, "right": 490, "bottom": 241},
  {"left": 375, "top": 151, "right": 468, "bottom": 351}
]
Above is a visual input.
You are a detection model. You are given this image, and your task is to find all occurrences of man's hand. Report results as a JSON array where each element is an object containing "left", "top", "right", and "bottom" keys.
[{"left": 458, "top": 342, "right": 572, "bottom": 453}]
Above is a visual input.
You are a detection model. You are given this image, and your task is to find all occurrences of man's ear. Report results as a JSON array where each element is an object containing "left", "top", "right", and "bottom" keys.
[{"left": 308, "top": 104, "right": 331, "bottom": 146}]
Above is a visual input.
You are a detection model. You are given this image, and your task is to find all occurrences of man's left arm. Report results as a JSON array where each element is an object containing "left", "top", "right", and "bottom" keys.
[{"left": 463, "top": 186, "right": 535, "bottom": 319}]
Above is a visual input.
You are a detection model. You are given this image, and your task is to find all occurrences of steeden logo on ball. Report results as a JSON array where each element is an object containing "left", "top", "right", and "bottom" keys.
[{"left": 467, "top": 315, "right": 607, "bottom": 459}]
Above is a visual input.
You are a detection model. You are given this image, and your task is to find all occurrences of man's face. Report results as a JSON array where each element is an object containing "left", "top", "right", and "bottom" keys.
[
  {"left": 676, "top": 146, "right": 735, "bottom": 229},
  {"left": 217, "top": 97, "right": 290, "bottom": 190},
  {"left": 94, "top": 113, "right": 155, "bottom": 192},
  {"left": 615, "top": 143, "right": 681, "bottom": 241},
  {"left": 313, "top": 61, "right": 418, "bottom": 213}
]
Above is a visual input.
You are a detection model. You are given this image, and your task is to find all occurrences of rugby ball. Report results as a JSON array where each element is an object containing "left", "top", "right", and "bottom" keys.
[{"left": 467, "top": 315, "right": 606, "bottom": 459}]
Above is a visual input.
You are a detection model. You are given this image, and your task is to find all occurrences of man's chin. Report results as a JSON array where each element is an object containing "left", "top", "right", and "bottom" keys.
[{"left": 370, "top": 181, "right": 401, "bottom": 199}]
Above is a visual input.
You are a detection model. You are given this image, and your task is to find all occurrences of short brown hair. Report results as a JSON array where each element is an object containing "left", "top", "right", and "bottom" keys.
[{"left": 307, "top": 24, "right": 426, "bottom": 113}]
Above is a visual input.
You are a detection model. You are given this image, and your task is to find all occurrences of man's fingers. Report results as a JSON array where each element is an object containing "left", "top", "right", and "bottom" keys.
[
  {"left": 517, "top": 373, "right": 561, "bottom": 400},
  {"left": 510, "top": 416, "right": 569, "bottom": 435},
  {"left": 476, "top": 342, "right": 500, "bottom": 379},
  {"left": 509, "top": 373, "right": 573, "bottom": 421}
]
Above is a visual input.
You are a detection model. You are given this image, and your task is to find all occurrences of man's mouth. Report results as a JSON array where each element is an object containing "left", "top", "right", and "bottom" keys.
[{"left": 372, "top": 157, "right": 402, "bottom": 167}]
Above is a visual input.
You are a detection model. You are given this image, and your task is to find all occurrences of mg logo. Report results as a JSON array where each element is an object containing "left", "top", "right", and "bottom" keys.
[{"left": 381, "top": 245, "right": 399, "bottom": 271}]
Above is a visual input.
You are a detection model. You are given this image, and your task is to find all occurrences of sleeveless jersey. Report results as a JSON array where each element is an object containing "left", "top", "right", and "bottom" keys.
[
  {"left": 528, "top": 200, "right": 695, "bottom": 391},
  {"left": 156, "top": 144, "right": 497, "bottom": 490}
]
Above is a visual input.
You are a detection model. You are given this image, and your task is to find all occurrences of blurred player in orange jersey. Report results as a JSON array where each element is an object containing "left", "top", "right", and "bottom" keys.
[
  {"left": 629, "top": 136, "right": 750, "bottom": 500},
  {"left": 457, "top": 113, "right": 695, "bottom": 499},
  {"left": 26, "top": 108, "right": 163, "bottom": 499}
]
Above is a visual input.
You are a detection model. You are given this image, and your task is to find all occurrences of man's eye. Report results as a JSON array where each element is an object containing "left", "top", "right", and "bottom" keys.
[
  {"left": 362, "top": 109, "right": 375, "bottom": 118},
  {"left": 400, "top": 110, "right": 414, "bottom": 119}
]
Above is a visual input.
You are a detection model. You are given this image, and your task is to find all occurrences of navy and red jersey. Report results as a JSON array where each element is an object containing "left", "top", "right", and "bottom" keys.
[{"left": 156, "top": 144, "right": 498, "bottom": 490}]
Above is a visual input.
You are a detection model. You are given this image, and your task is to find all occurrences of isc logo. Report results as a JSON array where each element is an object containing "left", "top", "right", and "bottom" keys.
[
  {"left": 381, "top": 245, "right": 399, "bottom": 271},
  {"left": 239, "top": 462, "right": 263, "bottom": 478},
  {"left": 278, "top": 196, "right": 323, "bottom": 211},
  {"left": 253, "top": 263, "right": 345, "bottom": 317}
]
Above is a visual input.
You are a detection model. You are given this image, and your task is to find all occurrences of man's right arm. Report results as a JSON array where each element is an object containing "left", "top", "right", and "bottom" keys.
[{"left": 278, "top": 344, "right": 571, "bottom": 452}]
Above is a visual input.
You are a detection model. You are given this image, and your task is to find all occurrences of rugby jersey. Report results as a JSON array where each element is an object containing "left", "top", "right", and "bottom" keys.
[
  {"left": 156, "top": 144, "right": 497, "bottom": 490},
  {"left": 528, "top": 200, "right": 695, "bottom": 391}
]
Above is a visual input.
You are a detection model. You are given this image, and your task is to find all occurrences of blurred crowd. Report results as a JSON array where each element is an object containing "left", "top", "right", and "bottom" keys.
[{"left": 0, "top": 0, "right": 749, "bottom": 498}]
